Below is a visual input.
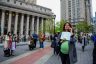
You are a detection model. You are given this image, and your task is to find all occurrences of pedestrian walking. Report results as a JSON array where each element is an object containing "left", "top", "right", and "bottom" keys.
[
  {"left": 39, "top": 32, "right": 45, "bottom": 49},
  {"left": 3, "top": 32, "right": 12, "bottom": 57},
  {"left": 28, "top": 35, "right": 35, "bottom": 50},
  {"left": 7, "top": 32, "right": 12, "bottom": 56},
  {"left": 32, "top": 33, "right": 38, "bottom": 48},
  {"left": 51, "top": 33, "right": 58, "bottom": 55},
  {"left": 78, "top": 35, "right": 82, "bottom": 44},
  {"left": 91, "top": 33, "right": 96, "bottom": 64},
  {"left": 11, "top": 34, "right": 17, "bottom": 56},
  {"left": 82, "top": 33, "right": 88, "bottom": 52},
  {"left": 3, "top": 32, "right": 10, "bottom": 57},
  {"left": 59, "top": 22, "right": 77, "bottom": 64}
]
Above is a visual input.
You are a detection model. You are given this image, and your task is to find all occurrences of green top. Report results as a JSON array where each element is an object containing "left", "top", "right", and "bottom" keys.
[{"left": 60, "top": 41, "right": 69, "bottom": 54}]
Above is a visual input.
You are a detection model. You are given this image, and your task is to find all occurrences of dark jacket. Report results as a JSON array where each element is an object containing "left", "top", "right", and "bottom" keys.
[{"left": 59, "top": 33, "right": 77, "bottom": 64}]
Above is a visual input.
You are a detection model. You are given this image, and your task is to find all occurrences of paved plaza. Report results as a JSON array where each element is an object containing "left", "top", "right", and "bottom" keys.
[{"left": 0, "top": 41, "right": 94, "bottom": 64}]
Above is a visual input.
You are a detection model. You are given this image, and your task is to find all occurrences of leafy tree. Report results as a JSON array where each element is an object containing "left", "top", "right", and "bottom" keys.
[
  {"left": 55, "top": 19, "right": 67, "bottom": 32},
  {"left": 55, "top": 22, "right": 60, "bottom": 32},
  {"left": 76, "top": 21, "right": 92, "bottom": 33},
  {"left": 43, "top": 18, "right": 54, "bottom": 34},
  {"left": 60, "top": 19, "right": 67, "bottom": 32}
]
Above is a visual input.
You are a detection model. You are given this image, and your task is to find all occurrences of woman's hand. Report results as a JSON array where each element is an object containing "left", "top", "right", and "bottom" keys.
[
  {"left": 60, "top": 38, "right": 66, "bottom": 43},
  {"left": 69, "top": 27, "right": 73, "bottom": 35},
  {"left": 69, "top": 27, "right": 72, "bottom": 32}
]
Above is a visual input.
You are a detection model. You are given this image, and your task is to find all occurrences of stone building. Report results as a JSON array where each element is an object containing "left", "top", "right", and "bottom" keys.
[{"left": 0, "top": 0, "right": 54, "bottom": 38}]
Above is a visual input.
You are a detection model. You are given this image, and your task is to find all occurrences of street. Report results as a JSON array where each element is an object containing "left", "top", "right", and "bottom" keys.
[
  {"left": 0, "top": 41, "right": 50, "bottom": 62},
  {"left": 45, "top": 42, "right": 94, "bottom": 64},
  {"left": 0, "top": 41, "right": 94, "bottom": 64}
]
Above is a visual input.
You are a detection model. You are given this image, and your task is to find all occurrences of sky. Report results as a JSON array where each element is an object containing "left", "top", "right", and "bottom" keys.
[{"left": 37, "top": 0, "right": 96, "bottom": 21}]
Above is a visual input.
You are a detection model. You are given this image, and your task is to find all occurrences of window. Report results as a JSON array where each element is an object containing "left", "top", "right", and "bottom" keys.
[
  {"left": 45, "top": 9, "right": 46, "bottom": 12},
  {"left": 20, "top": 3, "right": 22, "bottom": 5},
  {"left": 40, "top": 8, "right": 42, "bottom": 10},
  {"left": 14, "top": 1, "right": 16, "bottom": 4},
  {"left": 7, "top": 0, "right": 10, "bottom": 2}
]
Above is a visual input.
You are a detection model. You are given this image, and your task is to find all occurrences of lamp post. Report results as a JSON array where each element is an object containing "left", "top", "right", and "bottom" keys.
[{"left": 53, "top": 15, "right": 56, "bottom": 35}]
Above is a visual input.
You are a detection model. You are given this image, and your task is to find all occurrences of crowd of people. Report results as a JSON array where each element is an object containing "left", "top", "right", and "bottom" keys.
[
  {"left": 50, "top": 22, "right": 96, "bottom": 64},
  {"left": 51, "top": 22, "right": 77, "bottom": 64},
  {"left": 3, "top": 32, "right": 17, "bottom": 57},
  {"left": 0, "top": 22, "right": 96, "bottom": 64},
  {"left": 91, "top": 33, "right": 96, "bottom": 64},
  {"left": 28, "top": 32, "right": 46, "bottom": 50},
  {"left": 1, "top": 31, "right": 46, "bottom": 57}
]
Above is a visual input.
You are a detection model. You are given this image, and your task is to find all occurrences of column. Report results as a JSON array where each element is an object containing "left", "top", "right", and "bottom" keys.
[
  {"left": 8, "top": 11, "right": 12, "bottom": 32},
  {"left": 14, "top": 12, "right": 18, "bottom": 34},
  {"left": 41, "top": 18, "right": 44, "bottom": 33},
  {"left": 20, "top": 14, "right": 24, "bottom": 37},
  {"left": 31, "top": 16, "right": 34, "bottom": 34},
  {"left": 26, "top": 15, "right": 29, "bottom": 38},
  {"left": 1, "top": 10, "right": 5, "bottom": 35},
  {"left": 43, "top": 18, "right": 46, "bottom": 34},
  {"left": 37, "top": 16, "right": 39, "bottom": 34}
]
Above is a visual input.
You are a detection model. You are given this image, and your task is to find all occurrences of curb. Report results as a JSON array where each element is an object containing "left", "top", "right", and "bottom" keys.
[{"left": 0, "top": 42, "right": 28, "bottom": 48}]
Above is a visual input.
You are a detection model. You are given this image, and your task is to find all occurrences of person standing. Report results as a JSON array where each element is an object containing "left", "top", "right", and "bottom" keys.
[
  {"left": 3, "top": 32, "right": 12, "bottom": 56},
  {"left": 91, "top": 33, "right": 96, "bottom": 64},
  {"left": 82, "top": 33, "right": 87, "bottom": 52},
  {"left": 39, "top": 32, "right": 45, "bottom": 49},
  {"left": 11, "top": 34, "right": 17, "bottom": 55},
  {"left": 78, "top": 35, "right": 82, "bottom": 44},
  {"left": 3, "top": 32, "right": 10, "bottom": 57},
  {"left": 32, "top": 33, "right": 38, "bottom": 48},
  {"left": 51, "top": 33, "right": 58, "bottom": 54},
  {"left": 7, "top": 32, "right": 12, "bottom": 56},
  {"left": 60, "top": 22, "right": 77, "bottom": 64}
]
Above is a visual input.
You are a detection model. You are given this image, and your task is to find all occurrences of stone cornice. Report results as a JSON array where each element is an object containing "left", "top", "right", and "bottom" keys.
[
  {"left": 0, "top": 0, "right": 53, "bottom": 16},
  {"left": 0, "top": 5, "right": 52, "bottom": 18}
]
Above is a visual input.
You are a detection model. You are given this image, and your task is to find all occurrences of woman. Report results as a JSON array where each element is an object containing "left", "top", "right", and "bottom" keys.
[
  {"left": 60, "top": 22, "right": 77, "bottom": 64},
  {"left": 51, "top": 33, "right": 58, "bottom": 54},
  {"left": 28, "top": 35, "right": 35, "bottom": 50},
  {"left": 11, "top": 34, "right": 17, "bottom": 55},
  {"left": 3, "top": 32, "right": 12, "bottom": 56},
  {"left": 7, "top": 32, "right": 12, "bottom": 55},
  {"left": 82, "top": 33, "right": 88, "bottom": 52},
  {"left": 39, "top": 32, "right": 45, "bottom": 49},
  {"left": 3, "top": 32, "right": 10, "bottom": 57}
]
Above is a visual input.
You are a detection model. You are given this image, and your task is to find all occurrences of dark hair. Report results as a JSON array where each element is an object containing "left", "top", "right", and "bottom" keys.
[
  {"left": 7, "top": 32, "right": 11, "bottom": 36},
  {"left": 63, "top": 22, "right": 72, "bottom": 32}
]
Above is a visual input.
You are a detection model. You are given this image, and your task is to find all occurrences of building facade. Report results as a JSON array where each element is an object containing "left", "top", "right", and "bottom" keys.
[
  {"left": 0, "top": 0, "right": 54, "bottom": 38},
  {"left": 92, "top": 12, "right": 96, "bottom": 33},
  {"left": 92, "top": 12, "right": 96, "bottom": 25},
  {"left": 17, "top": 0, "right": 37, "bottom": 4},
  {"left": 60, "top": 0, "right": 92, "bottom": 25}
]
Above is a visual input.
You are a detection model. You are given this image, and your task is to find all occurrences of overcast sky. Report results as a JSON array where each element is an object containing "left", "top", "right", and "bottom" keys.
[{"left": 37, "top": 0, "right": 96, "bottom": 21}]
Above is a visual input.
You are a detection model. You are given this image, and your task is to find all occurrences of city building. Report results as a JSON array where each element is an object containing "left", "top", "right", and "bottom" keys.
[
  {"left": 92, "top": 12, "right": 96, "bottom": 33},
  {"left": 0, "top": 0, "right": 54, "bottom": 38},
  {"left": 17, "top": 0, "right": 37, "bottom": 4},
  {"left": 92, "top": 12, "right": 96, "bottom": 25},
  {"left": 60, "top": 0, "right": 92, "bottom": 25}
]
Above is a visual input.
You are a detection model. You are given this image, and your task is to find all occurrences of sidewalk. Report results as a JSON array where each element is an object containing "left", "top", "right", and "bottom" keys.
[
  {"left": 0, "top": 41, "right": 93, "bottom": 64},
  {"left": 45, "top": 42, "right": 94, "bottom": 64},
  {"left": 0, "top": 42, "right": 28, "bottom": 47},
  {"left": 0, "top": 40, "right": 51, "bottom": 47},
  {"left": 0, "top": 41, "right": 52, "bottom": 64}
]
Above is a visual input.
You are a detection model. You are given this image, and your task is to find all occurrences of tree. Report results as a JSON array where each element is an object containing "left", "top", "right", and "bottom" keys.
[
  {"left": 43, "top": 18, "right": 54, "bottom": 34},
  {"left": 76, "top": 21, "right": 92, "bottom": 33},
  {"left": 55, "top": 22, "right": 60, "bottom": 32},
  {"left": 55, "top": 19, "right": 67, "bottom": 32},
  {"left": 60, "top": 19, "right": 67, "bottom": 32}
]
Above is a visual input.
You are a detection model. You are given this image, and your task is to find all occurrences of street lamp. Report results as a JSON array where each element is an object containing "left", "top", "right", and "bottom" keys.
[{"left": 53, "top": 14, "right": 56, "bottom": 34}]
